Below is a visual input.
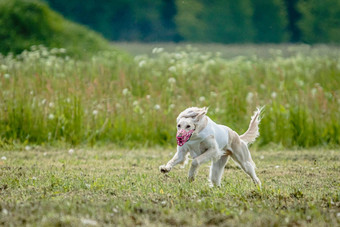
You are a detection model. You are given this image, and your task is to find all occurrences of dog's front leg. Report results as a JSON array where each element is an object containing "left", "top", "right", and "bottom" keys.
[
  {"left": 159, "top": 147, "right": 188, "bottom": 173},
  {"left": 188, "top": 148, "right": 218, "bottom": 182}
]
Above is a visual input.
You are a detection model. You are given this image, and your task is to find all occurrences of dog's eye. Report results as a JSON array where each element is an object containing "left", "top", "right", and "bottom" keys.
[
  {"left": 186, "top": 125, "right": 190, "bottom": 129},
  {"left": 177, "top": 124, "right": 181, "bottom": 128}
]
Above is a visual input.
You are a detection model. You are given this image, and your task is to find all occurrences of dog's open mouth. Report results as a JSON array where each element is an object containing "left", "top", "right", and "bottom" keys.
[{"left": 176, "top": 129, "right": 194, "bottom": 146}]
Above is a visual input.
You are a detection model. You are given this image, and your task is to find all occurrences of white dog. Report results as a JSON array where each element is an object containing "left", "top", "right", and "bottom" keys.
[{"left": 159, "top": 107, "right": 263, "bottom": 187}]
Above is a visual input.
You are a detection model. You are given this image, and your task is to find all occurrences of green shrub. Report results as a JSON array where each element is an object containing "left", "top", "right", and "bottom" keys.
[{"left": 0, "top": 0, "right": 113, "bottom": 57}]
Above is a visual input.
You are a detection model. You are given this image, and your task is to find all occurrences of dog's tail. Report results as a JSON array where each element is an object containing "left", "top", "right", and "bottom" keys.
[{"left": 240, "top": 107, "right": 264, "bottom": 145}]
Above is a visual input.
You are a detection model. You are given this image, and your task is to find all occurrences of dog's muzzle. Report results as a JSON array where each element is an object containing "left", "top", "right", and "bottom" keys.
[{"left": 176, "top": 129, "right": 194, "bottom": 146}]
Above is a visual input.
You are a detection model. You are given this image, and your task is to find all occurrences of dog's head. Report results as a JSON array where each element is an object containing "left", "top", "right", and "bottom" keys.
[{"left": 176, "top": 107, "right": 208, "bottom": 146}]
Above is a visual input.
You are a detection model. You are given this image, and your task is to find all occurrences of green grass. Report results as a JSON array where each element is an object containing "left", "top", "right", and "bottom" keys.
[
  {"left": 0, "top": 44, "right": 339, "bottom": 148},
  {"left": 0, "top": 147, "right": 339, "bottom": 226}
]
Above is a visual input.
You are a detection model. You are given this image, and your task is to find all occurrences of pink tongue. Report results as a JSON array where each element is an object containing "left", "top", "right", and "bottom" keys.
[{"left": 176, "top": 129, "right": 194, "bottom": 146}]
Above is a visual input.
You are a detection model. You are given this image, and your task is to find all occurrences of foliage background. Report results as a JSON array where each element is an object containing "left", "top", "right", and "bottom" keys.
[
  {"left": 43, "top": 0, "right": 340, "bottom": 44},
  {"left": 0, "top": 0, "right": 113, "bottom": 56}
]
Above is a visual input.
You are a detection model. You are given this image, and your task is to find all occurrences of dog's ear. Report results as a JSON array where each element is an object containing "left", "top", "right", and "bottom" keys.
[{"left": 194, "top": 107, "right": 208, "bottom": 122}]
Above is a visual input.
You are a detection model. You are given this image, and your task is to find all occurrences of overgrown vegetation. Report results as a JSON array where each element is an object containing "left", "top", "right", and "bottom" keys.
[
  {"left": 0, "top": 44, "right": 339, "bottom": 148},
  {"left": 0, "top": 0, "right": 113, "bottom": 57},
  {"left": 0, "top": 148, "right": 339, "bottom": 226}
]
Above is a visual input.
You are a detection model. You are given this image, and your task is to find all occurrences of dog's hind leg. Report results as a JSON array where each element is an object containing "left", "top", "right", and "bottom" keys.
[
  {"left": 209, "top": 155, "right": 230, "bottom": 187},
  {"left": 231, "top": 142, "right": 261, "bottom": 188}
]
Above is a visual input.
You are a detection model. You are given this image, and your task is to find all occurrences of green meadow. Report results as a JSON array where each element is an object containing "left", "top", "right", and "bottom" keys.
[
  {"left": 0, "top": 44, "right": 339, "bottom": 226},
  {"left": 0, "top": 44, "right": 339, "bottom": 148}
]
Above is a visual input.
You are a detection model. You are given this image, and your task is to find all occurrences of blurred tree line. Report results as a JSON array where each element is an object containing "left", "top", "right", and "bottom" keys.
[{"left": 44, "top": 0, "right": 340, "bottom": 43}]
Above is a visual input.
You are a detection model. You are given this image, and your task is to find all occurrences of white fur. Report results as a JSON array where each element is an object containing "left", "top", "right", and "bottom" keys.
[{"left": 159, "top": 107, "right": 263, "bottom": 188}]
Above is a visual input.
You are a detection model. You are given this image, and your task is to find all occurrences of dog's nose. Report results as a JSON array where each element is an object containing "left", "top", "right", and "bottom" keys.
[{"left": 176, "top": 130, "right": 183, "bottom": 137}]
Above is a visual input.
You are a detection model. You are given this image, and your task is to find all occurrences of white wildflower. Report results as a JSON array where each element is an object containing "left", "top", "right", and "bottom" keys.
[
  {"left": 271, "top": 92, "right": 277, "bottom": 99},
  {"left": 32, "top": 177, "right": 37, "bottom": 180},
  {"left": 246, "top": 92, "right": 254, "bottom": 104},
  {"left": 68, "top": 149, "right": 74, "bottom": 155},
  {"left": 132, "top": 101, "right": 139, "bottom": 106},
  {"left": 1, "top": 65, "right": 8, "bottom": 70},
  {"left": 296, "top": 79, "right": 304, "bottom": 87},
  {"left": 51, "top": 48, "right": 58, "bottom": 54},
  {"left": 2, "top": 208, "right": 8, "bottom": 215},
  {"left": 199, "top": 96, "right": 206, "bottom": 102},
  {"left": 92, "top": 110, "right": 98, "bottom": 116},
  {"left": 285, "top": 217, "right": 289, "bottom": 223},
  {"left": 122, "top": 88, "right": 129, "bottom": 96},
  {"left": 210, "top": 91, "right": 217, "bottom": 97},
  {"left": 154, "top": 104, "right": 161, "bottom": 110},
  {"left": 260, "top": 155, "right": 264, "bottom": 160},
  {"left": 25, "top": 146, "right": 31, "bottom": 151},
  {"left": 112, "top": 208, "right": 118, "bottom": 213},
  {"left": 30, "top": 91, "right": 34, "bottom": 95},
  {"left": 46, "top": 60, "right": 52, "bottom": 67},
  {"left": 275, "top": 165, "right": 280, "bottom": 168},
  {"left": 157, "top": 47, "right": 164, "bottom": 53},
  {"left": 4, "top": 74, "right": 10, "bottom": 79},
  {"left": 1, "top": 156, "right": 6, "bottom": 160},
  {"left": 152, "top": 47, "right": 164, "bottom": 54},
  {"left": 59, "top": 48, "right": 66, "bottom": 54},
  {"left": 43, "top": 152, "right": 47, "bottom": 156},
  {"left": 48, "top": 114, "right": 54, "bottom": 120},
  {"left": 49, "top": 102, "right": 54, "bottom": 108},
  {"left": 168, "top": 77, "right": 176, "bottom": 84},
  {"left": 175, "top": 53, "right": 182, "bottom": 59},
  {"left": 207, "top": 59, "right": 216, "bottom": 65},
  {"left": 80, "top": 218, "right": 98, "bottom": 226},
  {"left": 168, "top": 66, "right": 176, "bottom": 73},
  {"left": 311, "top": 88, "right": 317, "bottom": 97},
  {"left": 161, "top": 201, "right": 167, "bottom": 206},
  {"left": 85, "top": 184, "right": 91, "bottom": 189},
  {"left": 41, "top": 99, "right": 46, "bottom": 105},
  {"left": 138, "top": 60, "right": 146, "bottom": 68},
  {"left": 66, "top": 98, "right": 71, "bottom": 103},
  {"left": 146, "top": 95, "right": 151, "bottom": 99}
]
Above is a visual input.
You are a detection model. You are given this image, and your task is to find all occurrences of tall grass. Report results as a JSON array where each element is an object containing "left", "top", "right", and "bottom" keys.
[{"left": 0, "top": 45, "right": 339, "bottom": 148}]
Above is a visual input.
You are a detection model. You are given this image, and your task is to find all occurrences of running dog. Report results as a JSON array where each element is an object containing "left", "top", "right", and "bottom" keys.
[{"left": 159, "top": 107, "right": 263, "bottom": 187}]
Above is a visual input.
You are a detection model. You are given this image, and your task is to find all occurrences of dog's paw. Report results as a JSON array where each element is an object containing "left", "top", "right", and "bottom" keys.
[{"left": 159, "top": 165, "right": 171, "bottom": 173}]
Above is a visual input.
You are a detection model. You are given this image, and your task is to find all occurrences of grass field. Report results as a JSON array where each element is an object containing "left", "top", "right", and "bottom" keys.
[
  {"left": 0, "top": 147, "right": 339, "bottom": 226},
  {"left": 0, "top": 44, "right": 339, "bottom": 226}
]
